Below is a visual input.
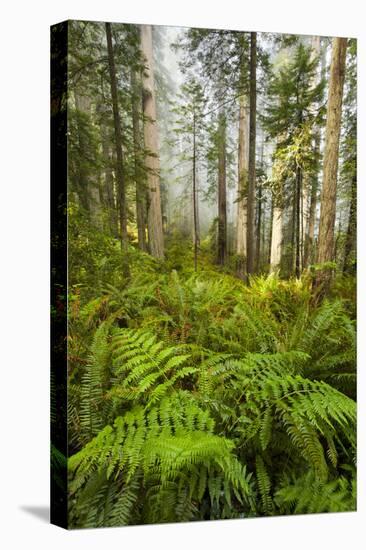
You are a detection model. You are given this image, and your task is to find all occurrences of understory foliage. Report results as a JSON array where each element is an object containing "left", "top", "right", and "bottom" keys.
[{"left": 67, "top": 240, "right": 356, "bottom": 527}]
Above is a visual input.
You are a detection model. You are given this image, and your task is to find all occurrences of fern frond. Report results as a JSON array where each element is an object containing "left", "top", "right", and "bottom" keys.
[
  {"left": 109, "top": 329, "right": 196, "bottom": 407},
  {"left": 256, "top": 455, "right": 273, "bottom": 515},
  {"left": 78, "top": 322, "right": 112, "bottom": 443},
  {"left": 275, "top": 471, "right": 356, "bottom": 514},
  {"left": 69, "top": 391, "right": 253, "bottom": 527}
]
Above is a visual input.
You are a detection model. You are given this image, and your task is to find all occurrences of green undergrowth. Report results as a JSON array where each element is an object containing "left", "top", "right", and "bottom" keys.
[{"left": 66, "top": 238, "right": 356, "bottom": 527}]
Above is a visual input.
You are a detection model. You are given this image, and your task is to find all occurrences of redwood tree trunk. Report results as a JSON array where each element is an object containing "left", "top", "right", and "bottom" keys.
[
  {"left": 316, "top": 37, "right": 348, "bottom": 290},
  {"left": 217, "top": 112, "right": 227, "bottom": 265},
  {"left": 255, "top": 136, "right": 265, "bottom": 271},
  {"left": 74, "top": 91, "right": 92, "bottom": 214},
  {"left": 192, "top": 111, "right": 199, "bottom": 270},
  {"left": 236, "top": 94, "right": 249, "bottom": 275},
  {"left": 295, "top": 166, "right": 302, "bottom": 277},
  {"left": 101, "top": 128, "right": 119, "bottom": 238},
  {"left": 140, "top": 25, "right": 165, "bottom": 259},
  {"left": 343, "top": 174, "right": 357, "bottom": 274},
  {"left": 105, "top": 22, "right": 129, "bottom": 277},
  {"left": 131, "top": 69, "right": 147, "bottom": 251},
  {"left": 256, "top": 181, "right": 262, "bottom": 271},
  {"left": 306, "top": 44, "right": 326, "bottom": 268},
  {"left": 246, "top": 32, "right": 257, "bottom": 275},
  {"left": 267, "top": 196, "right": 273, "bottom": 266},
  {"left": 305, "top": 133, "right": 320, "bottom": 266},
  {"left": 291, "top": 184, "right": 297, "bottom": 273},
  {"left": 270, "top": 200, "right": 283, "bottom": 273},
  {"left": 302, "top": 36, "right": 321, "bottom": 268}
]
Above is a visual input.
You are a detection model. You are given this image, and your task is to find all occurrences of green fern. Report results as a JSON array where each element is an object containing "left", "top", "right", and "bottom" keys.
[
  {"left": 196, "top": 351, "right": 356, "bottom": 497},
  {"left": 108, "top": 328, "right": 196, "bottom": 407},
  {"left": 77, "top": 322, "right": 112, "bottom": 443},
  {"left": 275, "top": 471, "right": 356, "bottom": 514},
  {"left": 69, "top": 391, "right": 253, "bottom": 527},
  {"left": 256, "top": 455, "right": 273, "bottom": 515},
  {"left": 67, "top": 265, "right": 356, "bottom": 525}
]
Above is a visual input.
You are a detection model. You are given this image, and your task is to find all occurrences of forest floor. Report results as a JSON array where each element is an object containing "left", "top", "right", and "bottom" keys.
[{"left": 65, "top": 235, "right": 356, "bottom": 527}]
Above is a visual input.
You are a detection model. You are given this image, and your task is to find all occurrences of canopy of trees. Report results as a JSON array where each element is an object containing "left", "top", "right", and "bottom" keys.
[{"left": 51, "top": 21, "right": 357, "bottom": 528}]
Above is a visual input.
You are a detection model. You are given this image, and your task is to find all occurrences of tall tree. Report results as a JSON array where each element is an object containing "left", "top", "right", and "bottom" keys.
[
  {"left": 246, "top": 32, "right": 257, "bottom": 275},
  {"left": 316, "top": 37, "right": 348, "bottom": 289},
  {"left": 172, "top": 79, "right": 206, "bottom": 269},
  {"left": 236, "top": 95, "right": 249, "bottom": 274},
  {"left": 341, "top": 40, "right": 357, "bottom": 274},
  {"left": 302, "top": 36, "right": 321, "bottom": 268},
  {"left": 131, "top": 69, "right": 148, "bottom": 251},
  {"left": 99, "top": 109, "right": 119, "bottom": 238},
  {"left": 235, "top": 34, "right": 250, "bottom": 276},
  {"left": 141, "top": 25, "right": 165, "bottom": 259},
  {"left": 71, "top": 92, "right": 93, "bottom": 214},
  {"left": 263, "top": 43, "right": 324, "bottom": 277},
  {"left": 105, "top": 22, "right": 129, "bottom": 277},
  {"left": 192, "top": 110, "right": 199, "bottom": 270},
  {"left": 270, "top": 197, "right": 283, "bottom": 273},
  {"left": 67, "top": 21, "right": 105, "bottom": 219},
  {"left": 255, "top": 133, "right": 266, "bottom": 271},
  {"left": 217, "top": 111, "right": 227, "bottom": 265},
  {"left": 268, "top": 141, "right": 284, "bottom": 273},
  {"left": 174, "top": 29, "right": 256, "bottom": 268},
  {"left": 343, "top": 175, "right": 356, "bottom": 273}
]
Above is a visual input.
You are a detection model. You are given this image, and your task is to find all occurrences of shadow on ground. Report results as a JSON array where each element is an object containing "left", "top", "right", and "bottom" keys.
[{"left": 20, "top": 506, "right": 49, "bottom": 523}]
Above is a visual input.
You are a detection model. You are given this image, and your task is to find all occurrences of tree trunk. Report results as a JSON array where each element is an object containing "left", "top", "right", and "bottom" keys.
[
  {"left": 195, "top": 178, "right": 200, "bottom": 245},
  {"left": 105, "top": 22, "right": 129, "bottom": 278},
  {"left": 290, "top": 182, "right": 297, "bottom": 273},
  {"left": 97, "top": 80, "right": 119, "bottom": 237},
  {"left": 255, "top": 135, "right": 265, "bottom": 271},
  {"left": 192, "top": 111, "right": 199, "bottom": 270},
  {"left": 74, "top": 92, "right": 91, "bottom": 214},
  {"left": 343, "top": 174, "right": 357, "bottom": 273},
  {"left": 247, "top": 32, "right": 257, "bottom": 276},
  {"left": 217, "top": 112, "right": 227, "bottom": 265},
  {"left": 316, "top": 37, "right": 348, "bottom": 290},
  {"left": 131, "top": 69, "right": 147, "bottom": 251},
  {"left": 75, "top": 92, "right": 103, "bottom": 227},
  {"left": 306, "top": 42, "right": 326, "bottom": 268},
  {"left": 334, "top": 215, "right": 342, "bottom": 264},
  {"left": 269, "top": 153, "right": 283, "bottom": 273},
  {"left": 295, "top": 166, "right": 302, "bottom": 277},
  {"left": 256, "top": 181, "right": 262, "bottom": 271},
  {"left": 267, "top": 196, "right": 273, "bottom": 267},
  {"left": 301, "top": 173, "right": 309, "bottom": 269},
  {"left": 140, "top": 25, "right": 165, "bottom": 259},
  {"left": 236, "top": 94, "right": 249, "bottom": 275},
  {"left": 261, "top": 202, "right": 266, "bottom": 267},
  {"left": 100, "top": 126, "right": 119, "bottom": 237},
  {"left": 270, "top": 206, "right": 283, "bottom": 274},
  {"left": 302, "top": 36, "right": 321, "bottom": 268},
  {"left": 305, "top": 131, "right": 321, "bottom": 267}
]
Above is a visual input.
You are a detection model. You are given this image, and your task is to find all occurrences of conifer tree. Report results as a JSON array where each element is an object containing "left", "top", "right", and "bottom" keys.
[
  {"left": 172, "top": 79, "right": 206, "bottom": 269},
  {"left": 263, "top": 43, "right": 324, "bottom": 276},
  {"left": 246, "top": 32, "right": 257, "bottom": 276},
  {"left": 316, "top": 37, "right": 348, "bottom": 290},
  {"left": 341, "top": 40, "right": 357, "bottom": 274},
  {"left": 141, "top": 25, "right": 165, "bottom": 259},
  {"left": 105, "top": 22, "right": 130, "bottom": 277}
]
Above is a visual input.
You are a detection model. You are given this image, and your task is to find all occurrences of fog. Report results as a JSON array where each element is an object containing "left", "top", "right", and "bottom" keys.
[{"left": 151, "top": 25, "right": 277, "bottom": 252}]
